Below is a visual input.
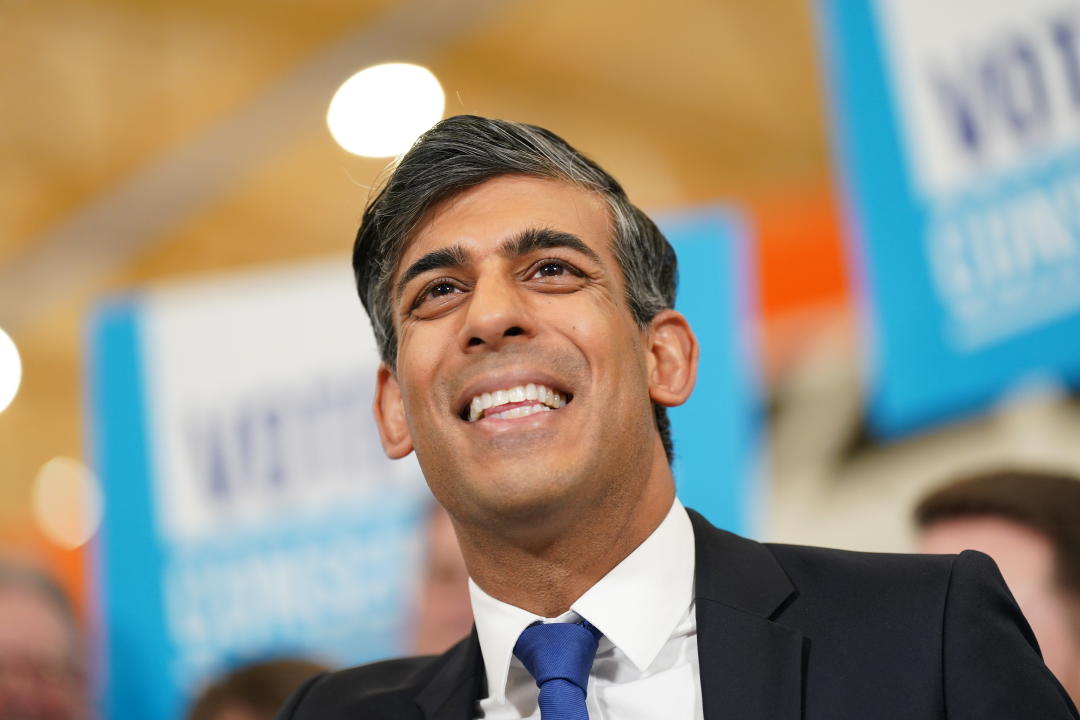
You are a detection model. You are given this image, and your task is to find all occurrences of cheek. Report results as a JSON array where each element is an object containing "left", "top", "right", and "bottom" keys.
[
  {"left": 569, "top": 316, "right": 648, "bottom": 387},
  {"left": 398, "top": 337, "right": 460, "bottom": 433}
]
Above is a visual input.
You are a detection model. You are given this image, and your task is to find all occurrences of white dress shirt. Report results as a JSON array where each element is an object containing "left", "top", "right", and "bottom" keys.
[{"left": 469, "top": 499, "right": 703, "bottom": 720}]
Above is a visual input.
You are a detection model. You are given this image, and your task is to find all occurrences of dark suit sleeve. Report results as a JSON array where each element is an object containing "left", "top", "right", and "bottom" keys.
[
  {"left": 943, "top": 550, "right": 1078, "bottom": 718},
  {"left": 274, "top": 672, "right": 325, "bottom": 720}
]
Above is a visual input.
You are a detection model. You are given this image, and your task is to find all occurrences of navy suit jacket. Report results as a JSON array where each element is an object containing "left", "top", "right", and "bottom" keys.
[{"left": 277, "top": 509, "right": 1078, "bottom": 719}]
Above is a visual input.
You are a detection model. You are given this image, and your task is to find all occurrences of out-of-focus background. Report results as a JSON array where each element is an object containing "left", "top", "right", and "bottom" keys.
[{"left": 2, "top": 0, "right": 1080, "bottom": 718}]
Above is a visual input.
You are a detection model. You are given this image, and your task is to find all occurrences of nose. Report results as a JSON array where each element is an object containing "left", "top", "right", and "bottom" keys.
[{"left": 459, "top": 274, "right": 533, "bottom": 352}]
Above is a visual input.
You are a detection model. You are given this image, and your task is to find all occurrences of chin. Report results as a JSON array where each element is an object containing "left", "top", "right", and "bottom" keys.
[{"left": 450, "top": 460, "right": 592, "bottom": 521}]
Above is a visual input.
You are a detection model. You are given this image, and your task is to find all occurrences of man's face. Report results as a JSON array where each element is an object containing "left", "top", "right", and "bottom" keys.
[{"left": 376, "top": 175, "right": 662, "bottom": 530}]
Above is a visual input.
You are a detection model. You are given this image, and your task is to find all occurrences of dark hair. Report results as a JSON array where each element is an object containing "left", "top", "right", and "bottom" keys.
[
  {"left": 352, "top": 115, "right": 679, "bottom": 462},
  {"left": 915, "top": 469, "right": 1080, "bottom": 597},
  {"left": 186, "top": 658, "right": 329, "bottom": 720}
]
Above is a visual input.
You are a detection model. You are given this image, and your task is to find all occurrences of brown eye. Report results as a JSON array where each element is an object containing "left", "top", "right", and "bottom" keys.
[
  {"left": 536, "top": 262, "right": 566, "bottom": 277},
  {"left": 532, "top": 259, "right": 584, "bottom": 280},
  {"left": 412, "top": 280, "right": 463, "bottom": 311}
]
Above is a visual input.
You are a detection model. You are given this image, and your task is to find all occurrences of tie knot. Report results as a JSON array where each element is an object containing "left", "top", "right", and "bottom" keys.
[{"left": 513, "top": 620, "right": 602, "bottom": 691}]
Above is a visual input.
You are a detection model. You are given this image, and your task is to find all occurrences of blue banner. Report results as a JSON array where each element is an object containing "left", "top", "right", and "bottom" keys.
[
  {"left": 819, "top": 0, "right": 1080, "bottom": 435},
  {"left": 662, "top": 208, "right": 760, "bottom": 535},
  {"left": 86, "top": 263, "right": 429, "bottom": 720}
]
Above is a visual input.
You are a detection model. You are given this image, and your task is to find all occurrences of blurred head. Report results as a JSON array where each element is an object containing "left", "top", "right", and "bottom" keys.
[
  {"left": 353, "top": 115, "right": 680, "bottom": 463},
  {"left": 186, "top": 658, "right": 329, "bottom": 720},
  {"left": 915, "top": 469, "right": 1080, "bottom": 702},
  {"left": 0, "top": 562, "right": 85, "bottom": 720},
  {"left": 412, "top": 504, "right": 473, "bottom": 655}
]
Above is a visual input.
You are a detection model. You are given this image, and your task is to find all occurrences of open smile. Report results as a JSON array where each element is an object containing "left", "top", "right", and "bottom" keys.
[
  {"left": 455, "top": 377, "right": 574, "bottom": 423},
  {"left": 459, "top": 382, "right": 573, "bottom": 422}
]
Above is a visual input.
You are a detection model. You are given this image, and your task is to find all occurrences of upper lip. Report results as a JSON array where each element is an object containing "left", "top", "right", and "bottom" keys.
[{"left": 455, "top": 369, "right": 574, "bottom": 419}]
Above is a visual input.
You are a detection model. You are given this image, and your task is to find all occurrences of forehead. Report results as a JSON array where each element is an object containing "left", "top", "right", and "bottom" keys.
[
  {"left": 919, "top": 516, "right": 1056, "bottom": 582},
  {"left": 396, "top": 175, "right": 614, "bottom": 274}
]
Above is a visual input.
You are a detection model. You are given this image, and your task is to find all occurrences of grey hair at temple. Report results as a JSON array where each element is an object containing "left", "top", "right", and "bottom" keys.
[{"left": 352, "top": 115, "right": 679, "bottom": 462}]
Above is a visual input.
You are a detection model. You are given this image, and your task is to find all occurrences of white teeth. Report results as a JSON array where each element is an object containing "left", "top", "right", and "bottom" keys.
[{"left": 466, "top": 383, "right": 568, "bottom": 421}]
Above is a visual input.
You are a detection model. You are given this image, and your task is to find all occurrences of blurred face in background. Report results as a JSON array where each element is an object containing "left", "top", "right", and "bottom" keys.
[
  {"left": 412, "top": 505, "right": 473, "bottom": 655},
  {"left": 918, "top": 516, "right": 1080, "bottom": 703},
  {"left": 0, "top": 584, "right": 85, "bottom": 720}
]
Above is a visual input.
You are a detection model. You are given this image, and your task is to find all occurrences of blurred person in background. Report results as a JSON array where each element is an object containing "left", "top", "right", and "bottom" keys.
[
  {"left": 917, "top": 469, "right": 1080, "bottom": 705},
  {"left": 187, "top": 659, "right": 328, "bottom": 720},
  {"left": 0, "top": 561, "right": 86, "bottom": 720},
  {"left": 412, "top": 504, "right": 473, "bottom": 655}
]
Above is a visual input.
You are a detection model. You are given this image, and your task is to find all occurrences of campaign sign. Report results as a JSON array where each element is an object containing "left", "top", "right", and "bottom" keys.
[
  {"left": 87, "top": 262, "right": 429, "bottom": 720},
  {"left": 820, "top": 0, "right": 1080, "bottom": 434},
  {"left": 662, "top": 208, "right": 759, "bottom": 535}
]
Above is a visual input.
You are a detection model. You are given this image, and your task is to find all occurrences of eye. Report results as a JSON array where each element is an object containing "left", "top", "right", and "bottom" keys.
[
  {"left": 535, "top": 261, "right": 567, "bottom": 277},
  {"left": 529, "top": 259, "right": 583, "bottom": 280},
  {"left": 412, "top": 279, "right": 464, "bottom": 311}
]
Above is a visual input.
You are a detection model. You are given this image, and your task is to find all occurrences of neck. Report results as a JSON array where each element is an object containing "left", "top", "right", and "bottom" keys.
[{"left": 455, "top": 447, "right": 675, "bottom": 617}]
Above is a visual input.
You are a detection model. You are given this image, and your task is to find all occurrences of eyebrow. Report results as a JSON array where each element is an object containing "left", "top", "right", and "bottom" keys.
[
  {"left": 395, "top": 245, "right": 470, "bottom": 300},
  {"left": 499, "top": 227, "right": 602, "bottom": 264},
  {"left": 394, "top": 227, "right": 602, "bottom": 301}
]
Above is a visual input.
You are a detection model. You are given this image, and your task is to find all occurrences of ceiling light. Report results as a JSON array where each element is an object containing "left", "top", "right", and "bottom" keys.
[
  {"left": 327, "top": 62, "right": 445, "bottom": 158},
  {"left": 0, "top": 326, "right": 21, "bottom": 413},
  {"left": 32, "top": 457, "right": 103, "bottom": 550}
]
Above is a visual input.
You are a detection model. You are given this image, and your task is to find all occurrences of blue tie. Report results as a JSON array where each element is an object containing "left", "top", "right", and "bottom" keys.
[{"left": 513, "top": 620, "right": 603, "bottom": 720}]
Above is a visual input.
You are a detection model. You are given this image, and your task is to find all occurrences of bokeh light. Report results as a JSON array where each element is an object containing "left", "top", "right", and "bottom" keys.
[
  {"left": 32, "top": 457, "right": 103, "bottom": 550},
  {"left": 0, "top": 326, "right": 21, "bottom": 413},
  {"left": 326, "top": 62, "right": 445, "bottom": 157}
]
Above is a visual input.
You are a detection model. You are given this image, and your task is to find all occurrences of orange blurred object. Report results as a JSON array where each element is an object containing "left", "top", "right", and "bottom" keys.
[{"left": 750, "top": 183, "right": 852, "bottom": 378}]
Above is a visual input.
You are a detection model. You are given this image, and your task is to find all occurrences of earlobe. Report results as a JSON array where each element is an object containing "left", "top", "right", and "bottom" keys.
[
  {"left": 646, "top": 310, "right": 699, "bottom": 408},
  {"left": 374, "top": 363, "right": 414, "bottom": 459}
]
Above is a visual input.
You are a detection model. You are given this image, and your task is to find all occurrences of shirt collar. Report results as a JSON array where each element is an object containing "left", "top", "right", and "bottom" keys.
[{"left": 468, "top": 498, "right": 695, "bottom": 703}]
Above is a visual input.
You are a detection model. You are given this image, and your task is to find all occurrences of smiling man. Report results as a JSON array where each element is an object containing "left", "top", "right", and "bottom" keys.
[{"left": 277, "top": 116, "right": 1077, "bottom": 720}]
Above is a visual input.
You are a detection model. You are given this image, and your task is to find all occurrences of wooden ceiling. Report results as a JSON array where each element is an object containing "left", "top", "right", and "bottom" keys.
[{"left": 0, "top": 0, "right": 831, "bottom": 540}]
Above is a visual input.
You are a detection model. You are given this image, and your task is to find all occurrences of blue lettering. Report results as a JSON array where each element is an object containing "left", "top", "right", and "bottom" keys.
[
  {"left": 187, "top": 417, "right": 232, "bottom": 500},
  {"left": 933, "top": 67, "right": 984, "bottom": 153},
  {"left": 1052, "top": 17, "right": 1080, "bottom": 110},
  {"left": 998, "top": 38, "right": 1049, "bottom": 136}
]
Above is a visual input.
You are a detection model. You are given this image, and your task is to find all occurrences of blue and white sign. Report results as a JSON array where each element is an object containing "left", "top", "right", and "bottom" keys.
[
  {"left": 662, "top": 208, "right": 760, "bottom": 535},
  {"left": 820, "top": 0, "right": 1080, "bottom": 434},
  {"left": 87, "top": 261, "right": 429, "bottom": 720}
]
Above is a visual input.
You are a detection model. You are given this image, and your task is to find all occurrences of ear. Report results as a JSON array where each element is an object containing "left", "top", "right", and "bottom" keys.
[
  {"left": 374, "top": 363, "right": 414, "bottom": 459},
  {"left": 645, "top": 310, "right": 698, "bottom": 407}
]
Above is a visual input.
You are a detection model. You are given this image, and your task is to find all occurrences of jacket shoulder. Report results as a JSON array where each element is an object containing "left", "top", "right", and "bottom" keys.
[
  {"left": 276, "top": 655, "right": 441, "bottom": 719},
  {"left": 763, "top": 541, "right": 962, "bottom": 615},
  {"left": 765, "top": 541, "right": 958, "bottom": 588},
  {"left": 277, "top": 628, "right": 484, "bottom": 719}
]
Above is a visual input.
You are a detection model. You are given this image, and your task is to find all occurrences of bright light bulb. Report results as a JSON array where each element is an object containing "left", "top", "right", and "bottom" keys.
[
  {"left": 327, "top": 62, "right": 445, "bottom": 158},
  {"left": 32, "top": 457, "right": 103, "bottom": 550},
  {"left": 0, "top": 326, "right": 20, "bottom": 413}
]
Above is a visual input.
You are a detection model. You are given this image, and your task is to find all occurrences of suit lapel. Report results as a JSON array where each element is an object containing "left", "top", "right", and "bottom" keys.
[
  {"left": 415, "top": 628, "right": 486, "bottom": 720},
  {"left": 688, "top": 510, "right": 804, "bottom": 720}
]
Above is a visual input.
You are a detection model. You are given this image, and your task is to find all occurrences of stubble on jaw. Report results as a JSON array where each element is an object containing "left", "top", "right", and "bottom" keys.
[{"left": 449, "top": 427, "right": 674, "bottom": 618}]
